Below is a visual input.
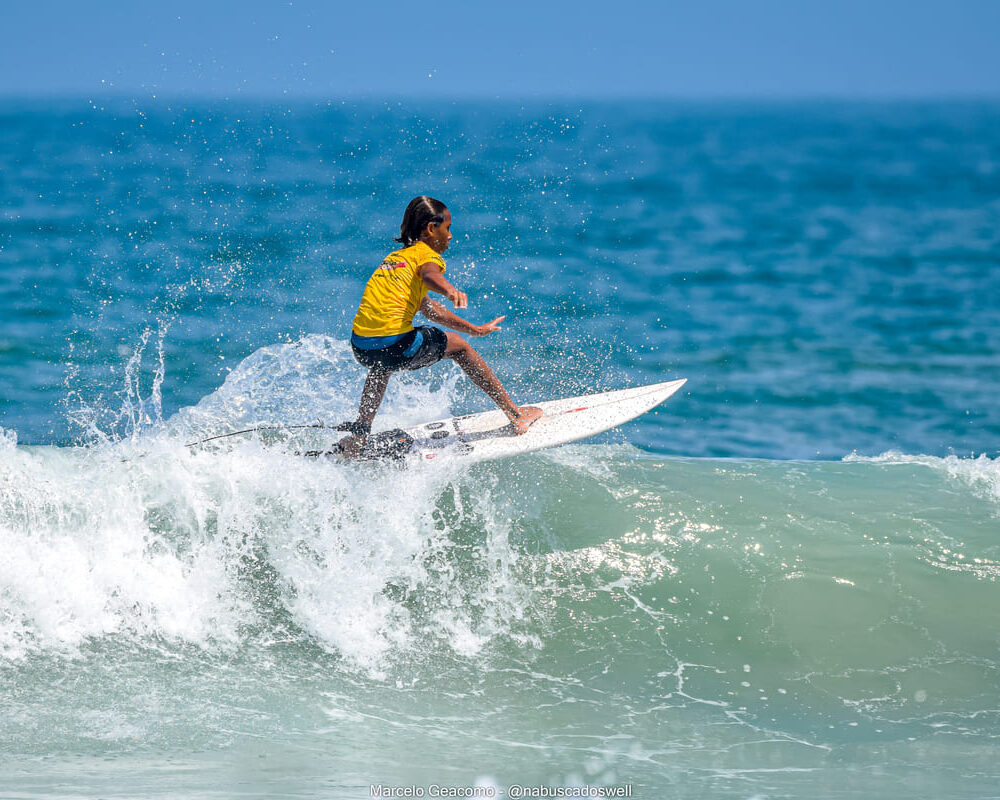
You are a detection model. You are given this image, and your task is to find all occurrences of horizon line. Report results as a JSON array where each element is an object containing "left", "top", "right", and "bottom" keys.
[{"left": 2, "top": 89, "right": 1000, "bottom": 105}]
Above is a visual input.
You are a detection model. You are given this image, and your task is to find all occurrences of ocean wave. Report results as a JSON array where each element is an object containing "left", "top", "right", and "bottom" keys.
[
  {"left": 1, "top": 435, "right": 996, "bottom": 673},
  {"left": 845, "top": 450, "right": 1000, "bottom": 507},
  {"left": 2, "top": 335, "right": 998, "bottom": 749},
  {"left": 2, "top": 435, "right": 1000, "bottom": 794}
]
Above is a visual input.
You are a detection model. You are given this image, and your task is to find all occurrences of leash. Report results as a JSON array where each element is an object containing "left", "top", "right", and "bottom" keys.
[{"left": 184, "top": 420, "right": 369, "bottom": 448}]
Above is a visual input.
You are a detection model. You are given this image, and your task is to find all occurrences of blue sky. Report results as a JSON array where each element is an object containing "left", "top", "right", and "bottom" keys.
[{"left": 2, "top": 0, "right": 999, "bottom": 98}]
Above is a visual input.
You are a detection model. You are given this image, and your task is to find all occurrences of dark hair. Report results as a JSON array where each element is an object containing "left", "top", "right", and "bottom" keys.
[{"left": 394, "top": 195, "right": 448, "bottom": 246}]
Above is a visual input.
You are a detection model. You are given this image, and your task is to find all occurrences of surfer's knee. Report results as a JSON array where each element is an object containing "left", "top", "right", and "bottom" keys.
[{"left": 444, "top": 332, "right": 473, "bottom": 359}]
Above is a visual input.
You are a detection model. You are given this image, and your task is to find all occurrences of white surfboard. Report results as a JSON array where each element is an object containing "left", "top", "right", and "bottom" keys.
[{"left": 314, "top": 378, "right": 687, "bottom": 465}]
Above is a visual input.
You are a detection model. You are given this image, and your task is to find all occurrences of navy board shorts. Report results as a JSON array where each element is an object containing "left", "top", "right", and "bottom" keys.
[{"left": 351, "top": 326, "right": 449, "bottom": 373}]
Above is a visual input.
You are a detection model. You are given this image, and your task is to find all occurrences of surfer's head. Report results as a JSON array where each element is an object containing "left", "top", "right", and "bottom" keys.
[{"left": 395, "top": 196, "right": 451, "bottom": 253}]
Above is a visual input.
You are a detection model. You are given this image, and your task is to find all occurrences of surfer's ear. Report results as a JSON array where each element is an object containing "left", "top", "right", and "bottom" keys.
[{"left": 421, "top": 219, "right": 444, "bottom": 245}]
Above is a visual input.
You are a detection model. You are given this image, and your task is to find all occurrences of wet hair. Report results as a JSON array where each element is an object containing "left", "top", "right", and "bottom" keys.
[{"left": 394, "top": 195, "right": 448, "bottom": 246}]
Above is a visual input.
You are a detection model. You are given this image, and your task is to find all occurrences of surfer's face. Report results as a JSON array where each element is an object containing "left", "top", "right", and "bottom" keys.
[{"left": 423, "top": 210, "right": 452, "bottom": 254}]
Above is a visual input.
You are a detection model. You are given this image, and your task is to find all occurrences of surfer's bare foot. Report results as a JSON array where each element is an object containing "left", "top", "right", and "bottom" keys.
[
  {"left": 509, "top": 406, "right": 543, "bottom": 434},
  {"left": 337, "top": 434, "right": 365, "bottom": 458}
]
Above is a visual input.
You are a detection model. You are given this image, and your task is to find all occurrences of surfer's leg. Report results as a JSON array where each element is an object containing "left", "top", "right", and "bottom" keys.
[
  {"left": 443, "top": 333, "right": 542, "bottom": 434},
  {"left": 358, "top": 367, "right": 392, "bottom": 428},
  {"left": 340, "top": 368, "right": 392, "bottom": 457}
]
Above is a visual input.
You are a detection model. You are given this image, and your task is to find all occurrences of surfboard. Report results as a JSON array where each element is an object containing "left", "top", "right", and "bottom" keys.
[{"left": 301, "top": 378, "right": 687, "bottom": 465}]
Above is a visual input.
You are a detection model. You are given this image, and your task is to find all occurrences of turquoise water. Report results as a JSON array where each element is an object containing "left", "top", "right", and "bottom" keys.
[{"left": 1, "top": 99, "right": 999, "bottom": 798}]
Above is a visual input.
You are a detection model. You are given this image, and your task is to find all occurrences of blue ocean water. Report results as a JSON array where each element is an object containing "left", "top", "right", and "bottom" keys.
[{"left": 1, "top": 99, "right": 999, "bottom": 799}]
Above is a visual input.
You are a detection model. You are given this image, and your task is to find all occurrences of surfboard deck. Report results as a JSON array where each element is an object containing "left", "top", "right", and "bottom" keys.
[{"left": 303, "top": 378, "right": 687, "bottom": 465}]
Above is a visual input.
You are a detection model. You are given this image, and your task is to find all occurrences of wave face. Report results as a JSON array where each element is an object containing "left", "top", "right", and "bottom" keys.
[{"left": 2, "top": 352, "right": 998, "bottom": 796}]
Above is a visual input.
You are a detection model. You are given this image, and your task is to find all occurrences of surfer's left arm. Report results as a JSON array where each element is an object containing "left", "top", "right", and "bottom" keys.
[
  {"left": 419, "top": 262, "right": 467, "bottom": 309},
  {"left": 419, "top": 297, "right": 504, "bottom": 337}
]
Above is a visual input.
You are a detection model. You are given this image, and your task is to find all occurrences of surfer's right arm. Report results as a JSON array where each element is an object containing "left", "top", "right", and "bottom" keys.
[
  {"left": 419, "top": 297, "right": 504, "bottom": 337},
  {"left": 419, "top": 262, "right": 468, "bottom": 309}
]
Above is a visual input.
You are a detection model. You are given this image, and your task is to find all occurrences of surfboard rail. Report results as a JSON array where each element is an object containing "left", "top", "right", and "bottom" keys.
[{"left": 403, "top": 378, "right": 687, "bottom": 465}]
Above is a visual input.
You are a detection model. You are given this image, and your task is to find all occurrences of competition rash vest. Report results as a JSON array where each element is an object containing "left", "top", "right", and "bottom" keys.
[{"left": 352, "top": 241, "right": 446, "bottom": 338}]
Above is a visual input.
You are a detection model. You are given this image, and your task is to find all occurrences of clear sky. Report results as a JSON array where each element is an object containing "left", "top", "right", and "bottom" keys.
[{"left": 2, "top": 0, "right": 999, "bottom": 98}]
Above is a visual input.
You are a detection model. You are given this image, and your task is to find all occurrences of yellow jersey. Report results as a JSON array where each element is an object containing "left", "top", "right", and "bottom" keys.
[{"left": 352, "top": 241, "right": 446, "bottom": 337}]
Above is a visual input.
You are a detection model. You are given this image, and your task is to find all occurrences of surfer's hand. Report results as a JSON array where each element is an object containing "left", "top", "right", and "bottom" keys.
[
  {"left": 448, "top": 289, "right": 468, "bottom": 309},
  {"left": 473, "top": 316, "right": 505, "bottom": 336}
]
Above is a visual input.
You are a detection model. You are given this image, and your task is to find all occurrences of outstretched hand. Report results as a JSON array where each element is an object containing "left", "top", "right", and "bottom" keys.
[{"left": 473, "top": 316, "right": 506, "bottom": 336}]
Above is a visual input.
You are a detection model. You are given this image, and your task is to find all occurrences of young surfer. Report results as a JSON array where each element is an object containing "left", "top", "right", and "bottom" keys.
[{"left": 339, "top": 196, "right": 542, "bottom": 455}]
